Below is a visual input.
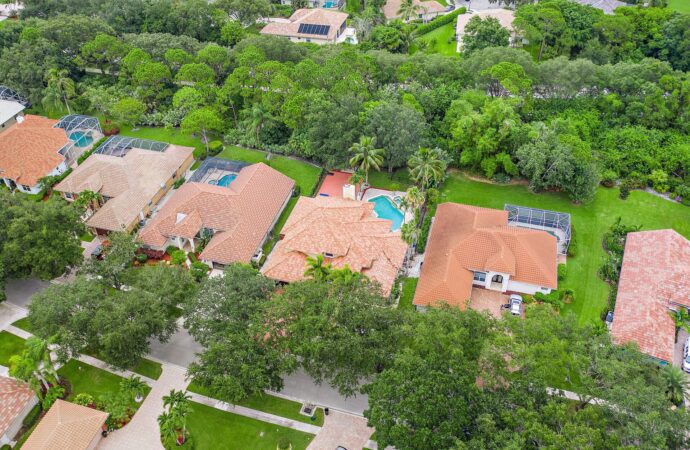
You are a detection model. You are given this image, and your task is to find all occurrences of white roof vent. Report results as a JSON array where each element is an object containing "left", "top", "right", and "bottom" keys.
[{"left": 175, "top": 212, "right": 187, "bottom": 224}]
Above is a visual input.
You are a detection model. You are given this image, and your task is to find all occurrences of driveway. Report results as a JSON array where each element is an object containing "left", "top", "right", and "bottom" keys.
[
  {"left": 148, "top": 320, "right": 202, "bottom": 367},
  {"left": 307, "top": 410, "right": 373, "bottom": 450},
  {"left": 279, "top": 368, "right": 369, "bottom": 415},
  {"left": 4, "top": 278, "right": 50, "bottom": 308}
]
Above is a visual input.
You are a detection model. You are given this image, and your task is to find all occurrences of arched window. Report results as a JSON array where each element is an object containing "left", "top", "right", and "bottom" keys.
[{"left": 491, "top": 274, "right": 503, "bottom": 283}]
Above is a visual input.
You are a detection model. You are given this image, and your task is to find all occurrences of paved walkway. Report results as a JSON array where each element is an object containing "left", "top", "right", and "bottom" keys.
[
  {"left": 99, "top": 364, "right": 189, "bottom": 450},
  {"left": 307, "top": 410, "right": 374, "bottom": 450},
  {"left": 0, "top": 302, "right": 27, "bottom": 331},
  {"left": 189, "top": 392, "right": 321, "bottom": 435}
]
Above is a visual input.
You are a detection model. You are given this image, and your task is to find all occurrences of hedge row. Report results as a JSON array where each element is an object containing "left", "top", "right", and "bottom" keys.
[{"left": 414, "top": 7, "right": 466, "bottom": 36}]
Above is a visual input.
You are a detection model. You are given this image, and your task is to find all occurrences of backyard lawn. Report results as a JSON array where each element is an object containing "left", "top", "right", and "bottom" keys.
[
  {"left": 368, "top": 169, "right": 413, "bottom": 191},
  {"left": 187, "top": 381, "right": 324, "bottom": 426},
  {"left": 11, "top": 318, "right": 32, "bottom": 332},
  {"left": 668, "top": 0, "right": 690, "bottom": 12},
  {"left": 57, "top": 360, "right": 150, "bottom": 405},
  {"left": 416, "top": 22, "right": 458, "bottom": 56},
  {"left": 186, "top": 401, "right": 315, "bottom": 450},
  {"left": 398, "top": 278, "right": 419, "bottom": 311},
  {"left": 0, "top": 331, "right": 25, "bottom": 366},
  {"left": 217, "top": 146, "right": 323, "bottom": 196},
  {"left": 440, "top": 172, "right": 690, "bottom": 324}
]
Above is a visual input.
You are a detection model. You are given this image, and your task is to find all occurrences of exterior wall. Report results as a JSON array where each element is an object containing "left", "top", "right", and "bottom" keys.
[
  {"left": 507, "top": 279, "right": 552, "bottom": 296},
  {"left": 286, "top": 35, "right": 334, "bottom": 45},
  {"left": 0, "top": 112, "right": 20, "bottom": 130},
  {"left": 0, "top": 395, "right": 38, "bottom": 445},
  {"left": 13, "top": 161, "right": 67, "bottom": 195}
]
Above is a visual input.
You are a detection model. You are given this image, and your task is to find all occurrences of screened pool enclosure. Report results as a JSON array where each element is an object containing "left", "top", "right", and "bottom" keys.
[{"left": 504, "top": 204, "right": 571, "bottom": 255}]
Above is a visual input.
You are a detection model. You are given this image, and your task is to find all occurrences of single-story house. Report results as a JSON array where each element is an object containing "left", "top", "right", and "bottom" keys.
[
  {"left": 413, "top": 203, "right": 558, "bottom": 310},
  {"left": 456, "top": 9, "right": 516, "bottom": 52},
  {"left": 610, "top": 229, "right": 690, "bottom": 364},
  {"left": 261, "top": 197, "right": 408, "bottom": 296},
  {"left": 139, "top": 162, "right": 294, "bottom": 268},
  {"left": 261, "top": 8, "right": 357, "bottom": 44},
  {"left": 0, "top": 376, "right": 38, "bottom": 446},
  {"left": 21, "top": 399, "right": 108, "bottom": 450},
  {"left": 382, "top": 0, "right": 447, "bottom": 22},
  {"left": 55, "top": 135, "right": 194, "bottom": 235}
]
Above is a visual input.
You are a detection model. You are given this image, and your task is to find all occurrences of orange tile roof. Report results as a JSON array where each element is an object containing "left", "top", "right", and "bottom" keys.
[
  {"left": 55, "top": 144, "right": 193, "bottom": 232},
  {"left": 0, "top": 115, "right": 68, "bottom": 187},
  {"left": 21, "top": 399, "right": 108, "bottom": 450},
  {"left": 611, "top": 230, "right": 690, "bottom": 363},
  {"left": 261, "top": 8, "right": 348, "bottom": 41},
  {"left": 0, "top": 376, "right": 35, "bottom": 439},
  {"left": 414, "top": 203, "right": 558, "bottom": 308},
  {"left": 382, "top": 0, "right": 446, "bottom": 20},
  {"left": 261, "top": 197, "right": 408, "bottom": 296},
  {"left": 139, "top": 163, "right": 295, "bottom": 265}
]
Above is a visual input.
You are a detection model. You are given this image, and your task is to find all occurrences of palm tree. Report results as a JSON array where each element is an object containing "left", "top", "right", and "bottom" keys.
[
  {"left": 9, "top": 337, "right": 58, "bottom": 401},
  {"left": 44, "top": 68, "right": 75, "bottom": 114},
  {"left": 327, "top": 265, "right": 363, "bottom": 283},
  {"left": 401, "top": 220, "right": 421, "bottom": 246},
  {"left": 397, "top": 0, "right": 422, "bottom": 22},
  {"left": 162, "top": 389, "right": 191, "bottom": 410},
  {"left": 408, "top": 147, "right": 448, "bottom": 191},
  {"left": 160, "top": 389, "right": 192, "bottom": 444},
  {"left": 74, "top": 189, "right": 102, "bottom": 211},
  {"left": 249, "top": 103, "right": 273, "bottom": 149},
  {"left": 304, "top": 254, "right": 332, "bottom": 281},
  {"left": 661, "top": 365, "right": 690, "bottom": 406},
  {"left": 157, "top": 411, "right": 182, "bottom": 447},
  {"left": 120, "top": 375, "right": 148, "bottom": 403},
  {"left": 349, "top": 136, "right": 385, "bottom": 185},
  {"left": 404, "top": 186, "right": 424, "bottom": 214}
]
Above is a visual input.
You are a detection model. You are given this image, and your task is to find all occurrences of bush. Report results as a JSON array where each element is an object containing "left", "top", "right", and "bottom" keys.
[
  {"left": 277, "top": 437, "right": 291, "bottom": 450},
  {"left": 648, "top": 169, "right": 669, "bottom": 193},
  {"left": 165, "top": 246, "right": 178, "bottom": 255},
  {"left": 102, "top": 123, "right": 120, "bottom": 136},
  {"left": 190, "top": 261, "right": 209, "bottom": 281},
  {"left": 42, "top": 386, "right": 65, "bottom": 410},
  {"left": 22, "top": 404, "right": 41, "bottom": 427},
  {"left": 600, "top": 169, "right": 617, "bottom": 188},
  {"left": 567, "top": 225, "right": 577, "bottom": 257},
  {"left": 187, "top": 252, "right": 198, "bottom": 263},
  {"left": 534, "top": 290, "right": 566, "bottom": 310},
  {"left": 414, "top": 7, "right": 466, "bottom": 36},
  {"left": 136, "top": 253, "right": 148, "bottom": 263},
  {"left": 416, "top": 205, "right": 436, "bottom": 254},
  {"left": 557, "top": 263, "right": 567, "bottom": 281},
  {"left": 170, "top": 250, "right": 187, "bottom": 265},
  {"left": 73, "top": 393, "right": 95, "bottom": 407},
  {"left": 173, "top": 177, "right": 186, "bottom": 189},
  {"left": 208, "top": 140, "right": 223, "bottom": 156},
  {"left": 292, "top": 185, "right": 301, "bottom": 197},
  {"left": 619, "top": 183, "right": 630, "bottom": 200}
]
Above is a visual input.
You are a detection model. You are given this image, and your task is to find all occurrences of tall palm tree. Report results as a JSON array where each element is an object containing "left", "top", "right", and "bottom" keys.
[
  {"left": 397, "top": 0, "right": 422, "bottom": 22},
  {"left": 401, "top": 220, "right": 421, "bottom": 246},
  {"left": 160, "top": 389, "right": 192, "bottom": 444},
  {"left": 408, "top": 147, "right": 448, "bottom": 191},
  {"left": 661, "top": 365, "right": 690, "bottom": 406},
  {"left": 349, "top": 136, "right": 385, "bottom": 185},
  {"left": 304, "top": 254, "right": 331, "bottom": 281},
  {"left": 44, "top": 68, "right": 75, "bottom": 114},
  {"left": 162, "top": 389, "right": 191, "bottom": 410},
  {"left": 249, "top": 103, "right": 273, "bottom": 148},
  {"left": 404, "top": 186, "right": 424, "bottom": 213}
]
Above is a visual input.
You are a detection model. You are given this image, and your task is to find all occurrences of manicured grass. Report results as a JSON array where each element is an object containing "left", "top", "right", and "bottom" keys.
[
  {"left": 441, "top": 172, "right": 690, "bottom": 324},
  {"left": 187, "top": 381, "right": 324, "bottom": 426},
  {"left": 57, "top": 360, "right": 150, "bottom": 406},
  {"left": 368, "top": 169, "right": 413, "bottom": 191},
  {"left": 0, "top": 331, "right": 25, "bottom": 366},
  {"left": 398, "top": 278, "right": 419, "bottom": 311},
  {"left": 186, "top": 401, "right": 315, "bottom": 450},
  {"left": 81, "top": 348, "right": 163, "bottom": 380},
  {"left": 80, "top": 232, "right": 95, "bottom": 242},
  {"left": 668, "top": 0, "right": 690, "bottom": 13},
  {"left": 417, "top": 22, "right": 458, "bottom": 56},
  {"left": 12, "top": 318, "right": 32, "bottom": 332},
  {"left": 217, "top": 146, "right": 323, "bottom": 196}
]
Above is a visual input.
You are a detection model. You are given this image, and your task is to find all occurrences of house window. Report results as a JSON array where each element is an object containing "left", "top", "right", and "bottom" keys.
[
  {"left": 21, "top": 185, "right": 30, "bottom": 191},
  {"left": 64, "top": 192, "right": 73, "bottom": 200},
  {"left": 473, "top": 271, "right": 486, "bottom": 282},
  {"left": 324, "top": 252, "right": 334, "bottom": 258},
  {"left": 491, "top": 274, "right": 504, "bottom": 283}
]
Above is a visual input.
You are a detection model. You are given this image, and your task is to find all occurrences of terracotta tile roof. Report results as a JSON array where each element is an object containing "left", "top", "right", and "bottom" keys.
[
  {"left": 0, "top": 115, "right": 68, "bottom": 187},
  {"left": 611, "top": 230, "right": 690, "bottom": 363},
  {"left": 261, "top": 8, "right": 348, "bottom": 41},
  {"left": 139, "top": 163, "right": 295, "bottom": 265},
  {"left": 382, "top": 0, "right": 446, "bottom": 20},
  {"left": 0, "top": 376, "right": 35, "bottom": 439},
  {"left": 22, "top": 399, "right": 108, "bottom": 450},
  {"left": 574, "top": 0, "right": 626, "bottom": 14},
  {"left": 55, "top": 144, "right": 193, "bottom": 232},
  {"left": 457, "top": 9, "right": 515, "bottom": 36},
  {"left": 414, "top": 203, "right": 558, "bottom": 308},
  {"left": 261, "top": 197, "right": 408, "bottom": 295}
]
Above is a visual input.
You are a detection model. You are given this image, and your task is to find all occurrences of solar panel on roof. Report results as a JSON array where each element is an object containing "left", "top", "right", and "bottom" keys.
[{"left": 297, "top": 23, "right": 331, "bottom": 36}]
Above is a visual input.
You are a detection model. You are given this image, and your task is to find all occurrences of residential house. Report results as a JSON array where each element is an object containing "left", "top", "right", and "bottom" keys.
[
  {"left": 261, "top": 8, "right": 357, "bottom": 44},
  {"left": 382, "top": 0, "right": 447, "bottom": 22},
  {"left": 414, "top": 203, "right": 558, "bottom": 310},
  {"left": 139, "top": 162, "right": 294, "bottom": 268},
  {"left": 22, "top": 400, "right": 108, "bottom": 450},
  {"left": 279, "top": 0, "right": 344, "bottom": 7},
  {"left": 0, "top": 376, "right": 37, "bottom": 446},
  {"left": 261, "top": 197, "right": 408, "bottom": 296},
  {"left": 610, "top": 229, "right": 690, "bottom": 365},
  {"left": 574, "top": 0, "right": 626, "bottom": 14},
  {"left": 456, "top": 9, "right": 516, "bottom": 52},
  {"left": 55, "top": 135, "right": 193, "bottom": 235},
  {"left": 0, "top": 86, "right": 27, "bottom": 129}
]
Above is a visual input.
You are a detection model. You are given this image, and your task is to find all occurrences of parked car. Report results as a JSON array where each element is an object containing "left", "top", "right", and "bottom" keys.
[
  {"left": 509, "top": 294, "right": 522, "bottom": 316},
  {"left": 683, "top": 337, "right": 690, "bottom": 373}
]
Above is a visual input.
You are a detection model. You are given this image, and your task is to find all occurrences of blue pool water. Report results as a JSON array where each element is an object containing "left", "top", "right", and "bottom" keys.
[
  {"left": 323, "top": 1, "right": 337, "bottom": 7},
  {"left": 69, "top": 131, "right": 93, "bottom": 148},
  {"left": 211, "top": 173, "right": 237, "bottom": 187},
  {"left": 369, "top": 195, "right": 404, "bottom": 231}
]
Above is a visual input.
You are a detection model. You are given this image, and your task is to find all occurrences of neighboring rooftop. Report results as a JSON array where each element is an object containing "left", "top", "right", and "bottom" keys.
[
  {"left": 0, "top": 376, "right": 35, "bottom": 440},
  {"left": 261, "top": 197, "right": 408, "bottom": 295},
  {"left": 574, "top": 0, "right": 626, "bottom": 14},
  {"left": 382, "top": 0, "right": 446, "bottom": 20},
  {"left": 55, "top": 138, "right": 193, "bottom": 232},
  {"left": 457, "top": 9, "right": 515, "bottom": 36},
  {"left": 261, "top": 8, "right": 348, "bottom": 41},
  {"left": 611, "top": 229, "right": 690, "bottom": 363},
  {"left": 21, "top": 399, "right": 108, "bottom": 450},
  {"left": 0, "top": 115, "right": 68, "bottom": 187},
  {"left": 0, "top": 99, "right": 25, "bottom": 126},
  {"left": 414, "top": 203, "right": 558, "bottom": 308},
  {"left": 139, "top": 162, "right": 295, "bottom": 265}
]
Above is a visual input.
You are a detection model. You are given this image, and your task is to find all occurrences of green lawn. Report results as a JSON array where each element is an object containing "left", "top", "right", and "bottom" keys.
[
  {"left": 441, "top": 172, "right": 690, "bottom": 324},
  {"left": 217, "top": 146, "right": 323, "bottom": 196},
  {"left": 80, "top": 232, "right": 95, "bottom": 242},
  {"left": 398, "top": 278, "right": 419, "bottom": 311},
  {"left": 368, "top": 169, "right": 413, "bottom": 191},
  {"left": 417, "top": 22, "right": 458, "bottom": 56},
  {"left": 81, "top": 348, "right": 163, "bottom": 380},
  {"left": 118, "top": 125, "right": 208, "bottom": 159},
  {"left": 57, "top": 360, "right": 150, "bottom": 405},
  {"left": 187, "top": 381, "right": 324, "bottom": 426},
  {"left": 11, "top": 318, "right": 32, "bottom": 332},
  {"left": 186, "top": 401, "right": 315, "bottom": 450},
  {"left": 0, "top": 331, "right": 25, "bottom": 366},
  {"left": 667, "top": 0, "right": 690, "bottom": 12}
]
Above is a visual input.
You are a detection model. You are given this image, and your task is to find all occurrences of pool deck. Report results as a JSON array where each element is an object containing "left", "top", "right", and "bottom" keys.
[{"left": 362, "top": 188, "right": 414, "bottom": 226}]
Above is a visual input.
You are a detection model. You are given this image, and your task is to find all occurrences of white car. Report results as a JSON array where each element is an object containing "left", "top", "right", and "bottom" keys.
[
  {"left": 509, "top": 294, "right": 523, "bottom": 316},
  {"left": 683, "top": 337, "right": 690, "bottom": 373}
]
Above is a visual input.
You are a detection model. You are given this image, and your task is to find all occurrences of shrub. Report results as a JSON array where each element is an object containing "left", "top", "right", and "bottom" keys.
[
  {"left": 557, "top": 263, "right": 567, "bottom": 281},
  {"left": 42, "top": 386, "right": 65, "bottom": 410},
  {"left": 414, "top": 7, "right": 466, "bottom": 36},
  {"left": 416, "top": 205, "right": 436, "bottom": 254},
  {"left": 292, "top": 185, "right": 301, "bottom": 197},
  {"left": 208, "top": 140, "right": 223, "bottom": 156},
  {"left": 567, "top": 225, "right": 577, "bottom": 257},
  {"left": 22, "top": 404, "right": 41, "bottom": 427},
  {"left": 187, "top": 252, "right": 198, "bottom": 263},
  {"left": 600, "top": 169, "right": 617, "bottom": 188},
  {"left": 277, "top": 437, "right": 291, "bottom": 450},
  {"left": 190, "top": 261, "right": 209, "bottom": 281},
  {"left": 136, "top": 253, "right": 148, "bottom": 263},
  {"left": 171, "top": 250, "right": 186, "bottom": 265},
  {"left": 102, "top": 123, "right": 120, "bottom": 136},
  {"left": 173, "top": 177, "right": 186, "bottom": 189},
  {"left": 534, "top": 290, "right": 566, "bottom": 310},
  {"left": 74, "top": 393, "right": 95, "bottom": 407},
  {"left": 619, "top": 183, "right": 630, "bottom": 200},
  {"left": 648, "top": 169, "right": 669, "bottom": 193},
  {"left": 165, "top": 246, "right": 178, "bottom": 255}
]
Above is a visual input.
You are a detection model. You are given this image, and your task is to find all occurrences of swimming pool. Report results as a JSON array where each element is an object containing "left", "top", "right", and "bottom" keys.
[
  {"left": 211, "top": 173, "right": 237, "bottom": 187},
  {"left": 369, "top": 195, "right": 404, "bottom": 231},
  {"left": 323, "top": 0, "right": 338, "bottom": 7},
  {"left": 69, "top": 131, "right": 94, "bottom": 148}
]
